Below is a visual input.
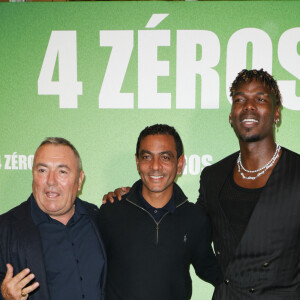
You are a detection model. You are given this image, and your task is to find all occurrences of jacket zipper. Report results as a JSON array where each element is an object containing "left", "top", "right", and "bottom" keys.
[{"left": 126, "top": 198, "right": 188, "bottom": 246}]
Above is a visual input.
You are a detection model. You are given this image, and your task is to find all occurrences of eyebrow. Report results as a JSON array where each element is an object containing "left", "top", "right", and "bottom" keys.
[
  {"left": 139, "top": 150, "right": 175, "bottom": 157},
  {"left": 234, "top": 91, "right": 268, "bottom": 96},
  {"left": 35, "top": 163, "right": 71, "bottom": 170}
]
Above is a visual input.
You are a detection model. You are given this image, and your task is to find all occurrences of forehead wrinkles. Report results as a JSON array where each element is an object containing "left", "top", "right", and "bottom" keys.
[{"left": 33, "top": 145, "right": 80, "bottom": 171}]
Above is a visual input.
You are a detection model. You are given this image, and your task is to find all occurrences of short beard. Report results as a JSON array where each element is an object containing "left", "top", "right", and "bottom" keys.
[{"left": 238, "top": 134, "right": 260, "bottom": 142}]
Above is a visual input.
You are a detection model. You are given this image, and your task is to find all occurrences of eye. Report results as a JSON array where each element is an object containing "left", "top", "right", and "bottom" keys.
[
  {"left": 142, "top": 155, "right": 151, "bottom": 160},
  {"left": 233, "top": 97, "right": 244, "bottom": 103},
  {"left": 38, "top": 168, "right": 46, "bottom": 173},
  {"left": 59, "top": 169, "right": 68, "bottom": 174},
  {"left": 161, "top": 155, "right": 170, "bottom": 161}
]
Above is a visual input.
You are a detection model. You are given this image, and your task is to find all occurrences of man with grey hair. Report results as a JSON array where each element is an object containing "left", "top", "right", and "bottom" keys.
[{"left": 0, "top": 137, "right": 106, "bottom": 300}]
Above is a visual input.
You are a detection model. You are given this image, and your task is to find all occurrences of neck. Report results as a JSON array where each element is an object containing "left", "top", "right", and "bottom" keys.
[
  {"left": 50, "top": 205, "right": 75, "bottom": 226},
  {"left": 239, "top": 138, "right": 277, "bottom": 170},
  {"left": 142, "top": 186, "right": 173, "bottom": 208}
]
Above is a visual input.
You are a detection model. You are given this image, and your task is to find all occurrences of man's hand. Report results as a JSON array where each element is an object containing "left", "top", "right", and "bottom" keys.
[
  {"left": 1, "top": 264, "right": 39, "bottom": 300},
  {"left": 102, "top": 187, "right": 131, "bottom": 204}
]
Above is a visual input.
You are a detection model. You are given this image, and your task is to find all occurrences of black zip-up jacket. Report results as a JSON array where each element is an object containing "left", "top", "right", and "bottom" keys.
[{"left": 99, "top": 180, "right": 217, "bottom": 300}]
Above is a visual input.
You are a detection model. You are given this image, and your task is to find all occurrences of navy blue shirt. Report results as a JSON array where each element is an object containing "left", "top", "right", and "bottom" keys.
[
  {"left": 138, "top": 183, "right": 176, "bottom": 222},
  {"left": 31, "top": 197, "right": 105, "bottom": 300}
]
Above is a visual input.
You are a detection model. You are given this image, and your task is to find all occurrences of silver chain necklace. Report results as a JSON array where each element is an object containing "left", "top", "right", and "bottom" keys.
[{"left": 237, "top": 143, "right": 281, "bottom": 180}]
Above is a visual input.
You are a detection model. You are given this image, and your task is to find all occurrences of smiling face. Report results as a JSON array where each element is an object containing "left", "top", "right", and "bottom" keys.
[
  {"left": 229, "top": 79, "right": 280, "bottom": 143},
  {"left": 32, "top": 144, "right": 85, "bottom": 225},
  {"left": 136, "top": 134, "right": 184, "bottom": 205}
]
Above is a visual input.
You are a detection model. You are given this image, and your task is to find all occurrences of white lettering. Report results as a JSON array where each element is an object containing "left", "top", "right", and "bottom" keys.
[
  {"left": 2, "top": 154, "right": 34, "bottom": 170},
  {"left": 182, "top": 154, "right": 213, "bottom": 175},
  {"left": 38, "top": 31, "right": 82, "bottom": 108},
  {"left": 278, "top": 28, "right": 300, "bottom": 110},
  {"left": 176, "top": 30, "right": 220, "bottom": 109},
  {"left": 189, "top": 155, "right": 201, "bottom": 175},
  {"left": 28, "top": 155, "right": 34, "bottom": 170},
  {"left": 11, "top": 152, "right": 18, "bottom": 170},
  {"left": 4, "top": 155, "right": 11, "bottom": 170},
  {"left": 226, "top": 28, "right": 273, "bottom": 102},
  {"left": 99, "top": 30, "right": 134, "bottom": 109},
  {"left": 201, "top": 154, "right": 213, "bottom": 168},
  {"left": 18, "top": 155, "right": 27, "bottom": 170},
  {"left": 138, "top": 30, "right": 171, "bottom": 108}
]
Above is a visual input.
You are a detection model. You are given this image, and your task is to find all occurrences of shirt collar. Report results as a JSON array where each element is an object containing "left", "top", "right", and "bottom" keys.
[
  {"left": 30, "top": 194, "right": 87, "bottom": 226},
  {"left": 137, "top": 182, "right": 176, "bottom": 214}
]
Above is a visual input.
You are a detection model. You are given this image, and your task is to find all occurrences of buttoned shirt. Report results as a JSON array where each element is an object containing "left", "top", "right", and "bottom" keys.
[{"left": 31, "top": 197, "right": 105, "bottom": 300}]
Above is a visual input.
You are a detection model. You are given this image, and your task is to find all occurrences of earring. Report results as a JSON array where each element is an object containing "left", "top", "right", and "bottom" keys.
[{"left": 275, "top": 119, "right": 279, "bottom": 131}]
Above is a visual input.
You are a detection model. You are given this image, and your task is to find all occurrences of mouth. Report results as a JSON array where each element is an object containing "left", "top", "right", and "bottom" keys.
[
  {"left": 241, "top": 118, "right": 258, "bottom": 126},
  {"left": 45, "top": 191, "right": 60, "bottom": 198},
  {"left": 149, "top": 175, "right": 164, "bottom": 181}
]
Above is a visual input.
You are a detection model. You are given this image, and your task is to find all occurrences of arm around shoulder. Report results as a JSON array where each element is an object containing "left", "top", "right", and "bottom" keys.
[{"left": 191, "top": 207, "right": 218, "bottom": 286}]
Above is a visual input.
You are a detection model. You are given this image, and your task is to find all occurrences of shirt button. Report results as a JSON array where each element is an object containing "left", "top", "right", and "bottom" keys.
[
  {"left": 263, "top": 262, "right": 269, "bottom": 267},
  {"left": 249, "top": 288, "right": 255, "bottom": 293},
  {"left": 76, "top": 259, "right": 79, "bottom": 263},
  {"left": 216, "top": 250, "right": 221, "bottom": 255},
  {"left": 154, "top": 210, "right": 157, "bottom": 213},
  {"left": 80, "top": 276, "right": 83, "bottom": 281},
  {"left": 224, "top": 279, "right": 230, "bottom": 285},
  {"left": 72, "top": 243, "right": 74, "bottom": 246}
]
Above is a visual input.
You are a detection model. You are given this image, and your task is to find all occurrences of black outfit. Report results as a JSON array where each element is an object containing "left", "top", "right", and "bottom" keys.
[
  {"left": 220, "top": 171, "right": 262, "bottom": 243},
  {"left": 99, "top": 180, "right": 217, "bottom": 300},
  {"left": 198, "top": 148, "right": 300, "bottom": 299},
  {"left": 30, "top": 197, "right": 105, "bottom": 300},
  {"left": 0, "top": 194, "right": 107, "bottom": 300}
]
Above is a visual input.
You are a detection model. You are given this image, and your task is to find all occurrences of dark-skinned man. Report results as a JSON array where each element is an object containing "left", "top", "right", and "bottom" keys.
[
  {"left": 198, "top": 69, "right": 300, "bottom": 299},
  {"left": 99, "top": 124, "right": 217, "bottom": 300}
]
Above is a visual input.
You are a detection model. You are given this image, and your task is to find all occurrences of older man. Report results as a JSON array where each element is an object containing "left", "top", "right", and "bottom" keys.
[{"left": 0, "top": 138, "right": 106, "bottom": 300}]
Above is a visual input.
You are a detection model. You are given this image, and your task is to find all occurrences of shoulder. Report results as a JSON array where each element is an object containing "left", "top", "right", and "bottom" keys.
[
  {"left": 77, "top": 199, "right": 101, "bottom": 221},
  {"left": 99, "top": 196, "right": 128, "bottom": 216},
  {"left": 79, "top": 199, "right": 99, "bottom": 211},
  {"left": 0, "top": 199, "right": 30, "bottom": 223},
  {"left": 201, "top": 151, "right": 238, "bottom": 177},
  {"left": 0, "top": 199, "right": 31, "bottom": 239},
  {"left": 180, "top": 201, "right": 211, "bottom": 226},
  {"left": 282, "top": 147, "right": 300, "bottom": 161}
]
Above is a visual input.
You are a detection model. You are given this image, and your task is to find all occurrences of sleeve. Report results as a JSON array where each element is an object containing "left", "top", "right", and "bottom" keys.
[
  {"left": 98, "top": 203, "right": 111, "bottom": 252},
  {"left": 191, "top": 209, "right": 218, "bottom": 286},
  {"left": 196, "top": 167, "right": 209, "bottom": 211},
  {"left": 0, "top": 219, "right": 7, "bottom": 300}
]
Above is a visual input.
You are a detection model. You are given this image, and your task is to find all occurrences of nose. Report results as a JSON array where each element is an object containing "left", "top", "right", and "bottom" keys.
[
  {"left": 47, "top": 170, "right": 56, "bottom": 186},
  {"left": 243, "top": 98, "right": 256, "bottom": 111},
  {"left": 151, "top": 156, "right": 161, "bottom": 171}
]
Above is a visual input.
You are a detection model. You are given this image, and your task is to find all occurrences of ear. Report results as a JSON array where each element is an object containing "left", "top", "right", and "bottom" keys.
[
  {"left": 177, "top": 155, "right": 185, "bottom": 175},
  {"left": 229, "top": 113, "right": 232, "bottom": 125},
  {"left": 135, "top": 154, "right": 140, "bottom": 173},
  {"left": 78, "top": 170, "right": 85, "bottom": 191},
  {"left": 273, "top": 104, "right": 281, "bottom": 124}
]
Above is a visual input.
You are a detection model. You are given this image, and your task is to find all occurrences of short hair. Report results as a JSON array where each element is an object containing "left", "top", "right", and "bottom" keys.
[
  {"left": 36, "top": 137, "right": 82, "bottom": 171},
  {"left": 136, "top": 124, "right": 183, "bottom": 159},
  {"left": 230, "top": 69, "right": 282, "bottom": 106}
]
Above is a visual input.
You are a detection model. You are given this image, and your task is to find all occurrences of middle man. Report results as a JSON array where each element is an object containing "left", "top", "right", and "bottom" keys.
[{"left": 99, "top": 124, "right": 217, "bottom": 300}]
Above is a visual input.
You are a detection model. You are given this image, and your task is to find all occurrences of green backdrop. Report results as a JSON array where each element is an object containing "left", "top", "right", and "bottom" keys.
[{"left": 1, "top": 2, "right": 300, "bottom": 298}]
